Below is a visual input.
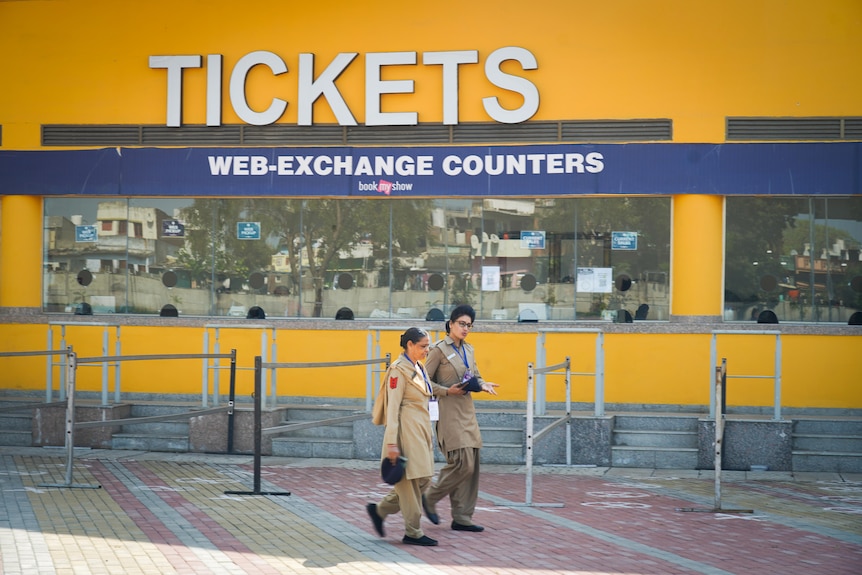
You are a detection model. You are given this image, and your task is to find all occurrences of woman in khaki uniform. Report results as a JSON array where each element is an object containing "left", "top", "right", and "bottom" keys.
[
  {"left": 366, "top": 327, "right": 439, "bottom": 546},
  {"left": 423, "top": 305, "right": 498, "bottom": 532}
]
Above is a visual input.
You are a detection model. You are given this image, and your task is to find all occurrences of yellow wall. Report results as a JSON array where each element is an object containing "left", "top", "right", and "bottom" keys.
[
  {"left": 1, "top": 324, "right": 859, "bottom": 409},
  {"left": 1, "top": 1, "right": 860, "bottom": 411},
  {"left": 0, "top": 196, "right": 42, "bottom": 307},
  {"left": 1, "top": 1, "right": 861, "bottom": 147}
]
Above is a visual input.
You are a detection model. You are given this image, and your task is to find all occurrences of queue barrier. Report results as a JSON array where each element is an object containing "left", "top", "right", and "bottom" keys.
[
  {"left": 226, "top": 354, "right": 391, "bottom": 497},
  {"left": 507, "top": 356, "right": 571, "bottom": 508},
  {"left": 42, "top": 349, "right": 237, "bottom": 489},
  {"left": 677, "top": 358, "right": 753, "bottom": 514}
]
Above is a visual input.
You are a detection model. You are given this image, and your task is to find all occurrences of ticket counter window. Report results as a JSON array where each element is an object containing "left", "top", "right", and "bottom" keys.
[
  {"left": 43, "top": 196, "right": 671, "bottom": 320},
  {"left": 725, "top": 196, "right": 862, "bottom": 323}
]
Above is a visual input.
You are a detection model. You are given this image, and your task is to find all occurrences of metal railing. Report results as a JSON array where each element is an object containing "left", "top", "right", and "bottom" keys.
[
  {"left": 513, "top": 356, "right": 571, "bottom": 508},
  {"left": 536, "top": 328, "right": 604, "bottom": 416},
  {"left": 41, "top": 348, "right": 238, "bottom": 489},
  {"left": 710, "top": 330, "right": 782, "bottom": 420}
]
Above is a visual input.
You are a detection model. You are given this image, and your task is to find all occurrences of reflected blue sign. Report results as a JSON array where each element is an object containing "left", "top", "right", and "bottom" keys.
[
  {"left": 237, "top": 222, "right": 261, "bottom": 240},
  {"left": 520, "top": 230, "right": 546, "bottom": 249},
  {"left": 611, "top": 231, "right": 638, "bottom": 250},
  {"left": 162, "top": 220, "right": 185, "bottom": 237},
  {"left": 75, "top": 225, "right": 97, "bottom": 242}
]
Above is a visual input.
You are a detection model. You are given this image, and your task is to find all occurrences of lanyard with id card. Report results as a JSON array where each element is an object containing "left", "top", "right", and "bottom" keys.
[{"left": 414, "top": 359, "right": 439, "bottom": 421}]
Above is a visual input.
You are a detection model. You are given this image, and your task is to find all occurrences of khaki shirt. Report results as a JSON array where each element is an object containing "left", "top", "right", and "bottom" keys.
[
  {"left": 424, "top": 336, "right": 483, "bottom": 453},
  {"left": 380, "top": 356, "right": 435, "bottom": 480}
]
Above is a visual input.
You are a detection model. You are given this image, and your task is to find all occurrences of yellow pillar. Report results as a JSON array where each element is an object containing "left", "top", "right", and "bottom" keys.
[
  {"left": 671, "top": 194, "right": 724, "bottom": 320},
  {"left": 0, "top": 195, "right": 43, "bottom": 309}
]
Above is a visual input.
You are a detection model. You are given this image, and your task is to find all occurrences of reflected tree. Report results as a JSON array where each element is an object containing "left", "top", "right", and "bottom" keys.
[{"left": 248, "top": 198, "right": 431, "bottom": 317}]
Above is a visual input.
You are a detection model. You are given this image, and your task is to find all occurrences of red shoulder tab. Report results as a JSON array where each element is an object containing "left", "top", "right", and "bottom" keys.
[{"left": 389, "top": 376, "right": 398, "bottom": 389}]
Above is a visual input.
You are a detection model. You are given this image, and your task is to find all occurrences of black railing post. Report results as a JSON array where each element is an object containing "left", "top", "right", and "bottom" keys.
[{"left": 227, "top": 349, "right": 237, "bottom": 454}]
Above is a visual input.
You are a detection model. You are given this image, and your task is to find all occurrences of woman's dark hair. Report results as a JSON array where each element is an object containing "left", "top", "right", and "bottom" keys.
[
  {"left": 445, "top": 304, "right": 476, "bottom": 333},
  {"left": 400, "top": 327, "right": 429, "bottom": 349}
]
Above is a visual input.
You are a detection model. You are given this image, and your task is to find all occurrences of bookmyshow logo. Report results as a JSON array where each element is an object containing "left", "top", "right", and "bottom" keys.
[{"left": 357, "top": 179, "right": 413, "bottom": 195}]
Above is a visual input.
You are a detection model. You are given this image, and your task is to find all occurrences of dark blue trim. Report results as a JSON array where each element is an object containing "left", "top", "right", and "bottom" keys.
[{"left": 0, "top": 143, "right": 859, "bottom": 197}]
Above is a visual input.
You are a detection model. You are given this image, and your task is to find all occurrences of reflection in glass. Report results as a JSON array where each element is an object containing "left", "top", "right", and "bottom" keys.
[
  {"left": 725, "top": 197, "right": 862, "bottom": 322},
  {"left": 43, "top": 196, "right": 673, "bottom": 321}
]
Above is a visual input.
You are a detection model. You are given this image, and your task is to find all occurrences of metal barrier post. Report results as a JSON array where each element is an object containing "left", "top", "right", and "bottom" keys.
[
  {"left": 39, "top": 347, "right": 101, "bottom": 490},
  {"left": 565, "top": 356, "right": 572, "bottom": 466},
  {"left": 64, "top": 350, "right": 77, "bottom": 484},
  {"left": 260, "top": 329, "right": 268, "bottom": 409},
  {"left": 525, "top": 362, "right": 535, "bottom": 504},
  {"left": 270, "top": 328, "right": 278, "bottom": 407},
  {"left": 213, "top": 328, "right": 221, "bottom": 406},
  {"left": 709, "top": 333, "right": 718, "bottom": 418},
  {"left": 114, "top": 326, "right": 121, "bottom": 405},
  {"left": 535, "top": 332, "right": 546, "bottom": 415},
  {"left": 101, "top": 327, "right": 109, "bottom": 405},
  {"left": 595, "top": 332, "right": 605, "bottom": 417},
  {"left": 366, "top": 331, "right": 374, "bottom": 412},
  {"left": 677, "top": 358, "right": 752, "bottom": 514},
  {"left": 715, "top": 360, "right": 725, "bottom": 510},
  {"left": 202, "top": 330, "right": 210, "bottom": 407},
  {"left": 774, "top": 334, "right": 782, "bottom": 421},
  {"left": 46, "top": 329, "right": 53, "bottom": 403},
  {"left": 224, "top": 356, "right": 291, "bottom": 497},
  {"left": 228, "top": 349, "right": 237, "bottom": 454},
  {"left": 506, "top": 358, "right": 568, "bottom": 508}
]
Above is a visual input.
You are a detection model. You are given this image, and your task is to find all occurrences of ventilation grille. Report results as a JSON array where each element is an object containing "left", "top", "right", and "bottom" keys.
[
  {"left": 562, "top": 119, "right": 672, "bottom": 141},
  {"left": 41, "top": 119, "right": 673, "bottom": 147},
  {"left": 727, "top": 118, "right": 862, "bottom": 140}
]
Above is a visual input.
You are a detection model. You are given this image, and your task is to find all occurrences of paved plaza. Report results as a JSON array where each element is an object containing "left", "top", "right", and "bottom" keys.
[{"left": 1, "top": 446, "right": 860, "bottom": 574}]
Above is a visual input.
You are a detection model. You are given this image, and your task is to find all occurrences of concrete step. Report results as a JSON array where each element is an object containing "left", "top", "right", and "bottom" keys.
[
  {"left": 112, "top": 433, "right": 189, "bottom": 452},
  {"left": 612, "top": 429, "right": 698, "bottom": 449},
  {"left": 480, "top": 442, "right": 524, "bottom": 465},
  {"left": 122, "top": 421, "right": 190, "bottom": 436},
  {"left": 793, "top": 418, "right": 862, "bottom": 435},
  {"left": 480, "top": 426, "right": 523, "bottom": 444},
  {"left": 283, "top": 406, "right": 361, "bottom": 421},
  {"left": 0, "top": 430, "right": 32, "bottom": 446},
  {"left": 792, "top": 434, "right": 862, "bottom": 453},
  {"left": 792, "top": 451, "right": 862, "bottom": 473},
  {"left": 0, "top": 413, "right": 33, "bottom": 431},
  {"left": 277, "top": 418, "right": 354, "bottom": 440},
  {"left": 271, "top": 437, "right": 354, "bottom": 459},
  {"left": 614, "top": 415, "right": 699, "bottom": 432},
  {"left": 611, "top": 446, "right": 699, "bottom": 469}
]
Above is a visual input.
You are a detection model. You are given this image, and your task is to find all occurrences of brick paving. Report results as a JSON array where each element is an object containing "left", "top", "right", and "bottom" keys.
[{"left": 1, "top": 447, "right": 860, "bottom": 574}]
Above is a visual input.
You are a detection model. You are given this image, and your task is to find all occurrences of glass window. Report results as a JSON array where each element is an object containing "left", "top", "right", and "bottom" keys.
[
  {"left": 725, "top": 197, "right": 862, "bottom": 323},
  {"left": 44, "top": 196, "right": 672, "bottom": 321}
]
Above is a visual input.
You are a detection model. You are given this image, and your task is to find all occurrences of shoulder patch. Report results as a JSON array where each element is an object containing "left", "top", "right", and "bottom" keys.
[{"left": 389, "top": 376, "right": 398, "bottom": 389}]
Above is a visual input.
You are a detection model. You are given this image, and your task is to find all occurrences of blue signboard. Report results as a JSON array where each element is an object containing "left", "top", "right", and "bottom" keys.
[
  {"left": 162, "top": 220, "right": 185, "bottom": 237},
  {"left": 611, "top": 231, "right": 638, "bottom": 250},
  {"left": 1, "top": 142, "right": 860, "bottom": 197},
  {"left": 520, "top": 230, "right": 546, "bottom": 249},
  {"left": 237, "top": 222, "right": 261, "bottom": 240},
  {"left": 75, "top": 225, "right": 98, "bottom": 242}
]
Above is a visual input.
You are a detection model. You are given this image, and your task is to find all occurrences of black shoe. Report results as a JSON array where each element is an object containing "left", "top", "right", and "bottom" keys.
[
  {"left": 366, "top": 503, "right": 384, "bottom": 537},
  {"left": 452, "top": 521, "right": 484, "bottom": 532},
  {"left": 402, "top": 534, "right": 438, "bottom": 546},
  {"left": 422, "top": 494, "right": 440, "bottom": 525}
]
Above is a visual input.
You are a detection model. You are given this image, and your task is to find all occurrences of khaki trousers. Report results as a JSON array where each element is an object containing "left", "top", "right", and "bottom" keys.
[
  {"left": 424, "top": 447, "right": 480, "bottom": 525},
  {"left": 377, "top": 476, "right": 431, "bottom": 539}
]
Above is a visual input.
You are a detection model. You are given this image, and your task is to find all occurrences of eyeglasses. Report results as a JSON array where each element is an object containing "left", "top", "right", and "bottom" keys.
[{"left": 455, "top": 321, "right": 473, "bottom": 329}]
